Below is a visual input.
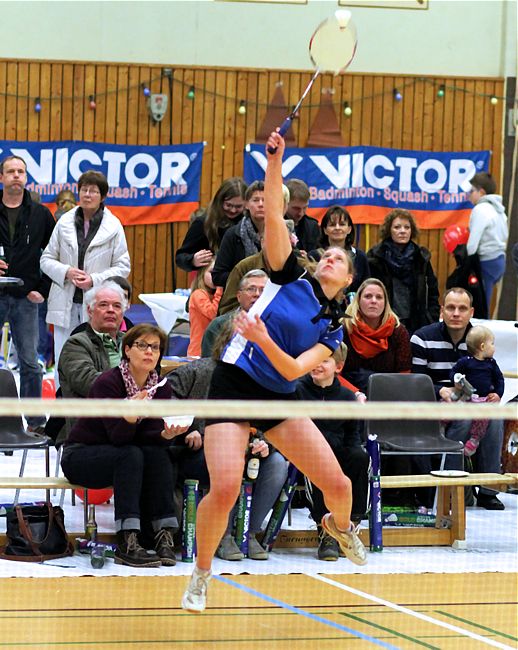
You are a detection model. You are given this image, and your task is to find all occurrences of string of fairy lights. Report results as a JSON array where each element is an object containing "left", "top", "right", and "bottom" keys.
[{"left": 0, "top": 71, "right": 508, "bottom": 118}]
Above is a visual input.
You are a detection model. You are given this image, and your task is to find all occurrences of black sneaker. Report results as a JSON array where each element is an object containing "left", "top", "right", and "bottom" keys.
[
  {"left": 115, "top": 530, "right": 162, "bottom": 568},
  {"left": 155, "top": 528, "right": 177, "bottom": 566},
  {"left": 476, "top": 494, "right": 505, "bottom": 510},
  {"left": 317, "top": 532, "right": 339, "bottom": 561}
]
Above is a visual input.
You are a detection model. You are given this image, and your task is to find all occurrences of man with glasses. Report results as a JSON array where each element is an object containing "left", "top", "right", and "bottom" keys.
[
  {"left": 57, "top": 281, "right": 127, "bottom": 445},
  {"left": 201, "top": 270, "right": 268, "bottom": 358},
  {"left": 0, "top": 155, "right": 55, "bottom": 433}
]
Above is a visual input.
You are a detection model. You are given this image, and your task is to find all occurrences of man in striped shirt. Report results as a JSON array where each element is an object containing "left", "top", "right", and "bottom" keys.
[{"left": 410, "top": 287, "right": 505, "bottom": 510}]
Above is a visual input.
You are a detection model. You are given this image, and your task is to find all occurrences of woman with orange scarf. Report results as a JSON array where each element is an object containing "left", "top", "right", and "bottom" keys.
[{"left": 341, "top": 278, "right": 411, "bottom": 393}]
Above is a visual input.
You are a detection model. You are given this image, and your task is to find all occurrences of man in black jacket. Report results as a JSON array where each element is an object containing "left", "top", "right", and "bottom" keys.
[{"left": 0, "top": 156, "right": 55, "bottom": 431}]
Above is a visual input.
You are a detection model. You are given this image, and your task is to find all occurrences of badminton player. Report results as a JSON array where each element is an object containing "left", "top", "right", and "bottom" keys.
[{"left": 182, "top": 131, "right": 367, "bottom": 613}]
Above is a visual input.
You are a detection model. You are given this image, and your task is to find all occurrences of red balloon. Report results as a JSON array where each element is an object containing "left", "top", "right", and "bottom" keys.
[
  {"left": 75, "top": 488, "right": 113, "bottom": 505},
  {"left": 41, "top": 378, "right": 56, "bottom": 399},
  {"left": 443, "top": 225, "right": 469, "bottom": 254}
]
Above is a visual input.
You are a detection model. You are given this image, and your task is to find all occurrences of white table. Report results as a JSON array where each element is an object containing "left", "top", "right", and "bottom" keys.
[
  {"left": 138, "top": 293, "right": 189, "bottom": 335},
  {"left": 472, "top": 318, "right": 518, "bottom": 403}
]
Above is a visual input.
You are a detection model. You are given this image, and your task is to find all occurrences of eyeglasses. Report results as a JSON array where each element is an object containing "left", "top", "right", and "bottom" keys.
[
  {"left": 240, "top": 286, "right": 264, "bottom": 295},
  {"left": 132, "top": 341, "right": 161, "bottom": 352},
  {"left": 223, "top": 200, "right": 245, "bottom": 212},
  {"left": 79, "top": 187, "right": 101, "bottom": 195}
]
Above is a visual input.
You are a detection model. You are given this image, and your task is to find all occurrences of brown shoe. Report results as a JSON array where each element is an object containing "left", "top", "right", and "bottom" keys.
[
  {"left": 155, "top": 528, "right": 177, "bottom": 566},
  {"left": 115, "top": 530, "right": 161, "bottom": 568}
]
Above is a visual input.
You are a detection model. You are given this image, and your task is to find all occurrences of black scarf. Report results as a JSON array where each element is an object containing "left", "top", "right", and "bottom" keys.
[
  {"left": 382, "top": 239, "right": 417, "bottom": 289},
  {"left": 73, "top": 205, "right": 104, "bottom": 303}
]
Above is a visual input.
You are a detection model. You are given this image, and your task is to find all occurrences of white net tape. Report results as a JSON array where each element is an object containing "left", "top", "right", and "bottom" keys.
[{"left": 0, "top": 397, "right": 516, "bottom": 421}]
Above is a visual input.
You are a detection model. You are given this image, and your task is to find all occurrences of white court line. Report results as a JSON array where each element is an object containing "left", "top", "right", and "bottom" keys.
[{"left": 309, "top": 573, "right": 515, "bottom": 650}]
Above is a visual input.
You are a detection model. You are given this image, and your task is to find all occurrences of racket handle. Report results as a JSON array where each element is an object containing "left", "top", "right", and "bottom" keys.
[{"left": 267, "top": 117, "right": 292, "bottom": 154}]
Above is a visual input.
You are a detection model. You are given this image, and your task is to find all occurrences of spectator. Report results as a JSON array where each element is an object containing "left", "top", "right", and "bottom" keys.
[
  {"left": 187, "top": 260, "right": 223, "bottom": 357},
  {"left": 341, "top": 278, "right": 411, "bottom": 394},
  {"left": 212, "top": 181, "right": 265, "bottom": 287},
  {"left": 54, "top": 189, "right": 77, "bottom": 220},
  {"left": 450, "top": 324, "right": 504, "bottom": 457},
  {"left": 70, "top": 276, "right": 134, "bottom": 335},
  {"left": 218, "top": 217, "right": 293, "bottom": 316},
  {"left": 57, "top": 282, "right": 127, "bottom": 445},
  {"left": 201, "top": 270, "right": 268, "bottom": 358},
  {"left": 61, "top": 324, "right": 188, "bottom": 567},
  {"left": 296, "top": 343, "right": 369, "bottom": 561},
  {"left": 284, "top": 178, "right": 320, "bottom": 254},
  {"left": 0, "top": 155, "right": 55, "bottom": 433},
  {"left": 40, "top": 170, "right": 130, "bottom": 375},
  {"left": 466, "top": 172, "right": 509, "bottom": 313},
  {"left": 309, "top": 205, "right": 370, "bottom": 294},
  {"left": 367, "top": 208, "right": 439, "bottom": 334},
  {"left": 175, "top": 177, "right": 247, "bottom": 272},
  {"left": 411, "top": 287, "right": 505, "bottom": 510}
]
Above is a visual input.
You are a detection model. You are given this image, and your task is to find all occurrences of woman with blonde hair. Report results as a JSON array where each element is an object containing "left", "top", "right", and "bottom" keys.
[{"left": 341, "top": 278, "right": 411, "bottom": 393}]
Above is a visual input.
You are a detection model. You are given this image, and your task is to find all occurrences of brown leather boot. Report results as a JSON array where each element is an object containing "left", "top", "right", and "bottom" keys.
[{"left": 115, "top": 530, "right": 161, "bottom": 568}]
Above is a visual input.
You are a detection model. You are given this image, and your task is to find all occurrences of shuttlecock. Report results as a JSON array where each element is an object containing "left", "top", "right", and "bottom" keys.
[{"left": 335, "top": 9, "right": 351, "bottom": 29}]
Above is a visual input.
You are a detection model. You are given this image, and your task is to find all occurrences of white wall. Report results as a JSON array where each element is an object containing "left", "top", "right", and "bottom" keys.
[{"left": 3, "top": 0, "right": 516, "bottom": 77}]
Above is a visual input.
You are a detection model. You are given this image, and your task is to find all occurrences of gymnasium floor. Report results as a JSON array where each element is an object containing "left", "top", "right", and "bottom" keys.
[{"left": 0, "top": 449, "right": 516, "bottom": 649}]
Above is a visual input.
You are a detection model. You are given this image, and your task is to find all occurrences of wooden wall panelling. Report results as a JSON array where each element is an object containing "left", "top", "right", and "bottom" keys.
[
  {"left": 49, "top": 63, "right": 63, "bottom": 141},
  {"left": 0, "top": 62, "right": 6, "bottom": 140},
  {"left": 212, "top": 70, "right": 227, "bottom": 188},
  {"left": 235, "top": 71, "right": 248, "bottom": 173},
  {"left": 422, "top": 76, "right": 435, "bottom": 152},
  {"left": 401, "top": 77, "right": 415, "bottom": 151},
  {"left": 381, "top": 76, "right": 395, "bottom": 147},
  {"left": 27, "top": 63, "right": 41, "bottom": 140},
  {"left": 5, "top": 62, "right": 18, "bottom": 140},
  {"left": 222, "top": 70, "right": 237, "bottom": 179},
  {"left": 39, "top": 63, "right": 51, "bottom": 142},
  {"left": 463, "top": 79, "right": 475, "bottom": 151},
  {"left": 18, "top": 62, "right": 29, "bottom": 142}
]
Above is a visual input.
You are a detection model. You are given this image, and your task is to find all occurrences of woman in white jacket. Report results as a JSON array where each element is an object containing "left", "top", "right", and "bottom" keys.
[
  {"left": 40, "top": 171, "right": 131, "bottom": 373},
  {"left": 467, "top": 172, "right": 508, "bottom": 313}
]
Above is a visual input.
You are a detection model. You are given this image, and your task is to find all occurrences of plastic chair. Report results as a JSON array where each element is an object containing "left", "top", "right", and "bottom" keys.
[
  {"left": 0, "top": 368, "right": 51, "bottom": 503},
  {"left": 366, "top": 373, "right": 464, "bottom": 469}
]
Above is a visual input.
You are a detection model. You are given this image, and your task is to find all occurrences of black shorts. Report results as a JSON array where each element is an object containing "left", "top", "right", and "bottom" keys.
[{"left": 206, "top": 361, "right": 296, "bottom": 433}]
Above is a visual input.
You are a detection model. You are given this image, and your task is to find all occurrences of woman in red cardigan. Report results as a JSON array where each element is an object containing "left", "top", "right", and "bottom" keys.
[{"left": 341, "top": 278, "right": 411, "bottom": 394}]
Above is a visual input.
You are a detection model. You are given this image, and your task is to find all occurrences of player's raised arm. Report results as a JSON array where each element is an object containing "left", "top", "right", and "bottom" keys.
[{"left": 264, "top": 131, "right": 292, "bottom": 271}]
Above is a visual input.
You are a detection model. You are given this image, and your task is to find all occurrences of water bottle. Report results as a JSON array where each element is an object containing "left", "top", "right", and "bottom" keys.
[{"left": 90, "top": 542, "right": 106, "bottom": 569}]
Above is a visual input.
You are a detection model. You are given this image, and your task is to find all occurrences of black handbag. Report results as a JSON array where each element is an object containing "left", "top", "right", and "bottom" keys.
[{"left": 0, "top": 503, "right": 74, "bottom": 562}]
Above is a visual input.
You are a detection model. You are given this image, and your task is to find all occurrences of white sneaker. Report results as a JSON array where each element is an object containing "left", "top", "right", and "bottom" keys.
[
  {"left": 321, "top": 513, "right": 367, "bottom": 566},
  {"left": 181, "top": 566, "right": 212, "bottom": 613}
]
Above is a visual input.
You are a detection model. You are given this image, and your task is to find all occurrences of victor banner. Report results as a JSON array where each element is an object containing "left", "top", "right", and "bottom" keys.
[
  {"left": 0, "top": 140, "right": 205, "bottom": 226},
  {"left": 244, "top": 144, "right": 491, "bottom": 229}
]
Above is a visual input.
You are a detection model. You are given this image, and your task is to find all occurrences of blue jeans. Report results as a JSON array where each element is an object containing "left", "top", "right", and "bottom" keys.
[
  {"left": 480, "top": 255, "right": 506, "bottom": 312},
  {"left": 445, "top": 418, "right": 504, "bottom": 496},
  {"left": 0, "top": 295, "right": 44, "bottom": 427}
]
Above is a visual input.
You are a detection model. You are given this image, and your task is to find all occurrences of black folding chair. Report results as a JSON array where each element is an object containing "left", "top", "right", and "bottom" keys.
[{"left": 0, "top": 368, "right": 51, "bottom": 503}]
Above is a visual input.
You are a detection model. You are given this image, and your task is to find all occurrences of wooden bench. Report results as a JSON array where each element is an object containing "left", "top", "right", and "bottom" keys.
[
  {"left": 276, "top": 472, "right": 518, "bottom": 550},
  {"left": 1, "top": 473, "right": 516, "bottom": 550}
]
